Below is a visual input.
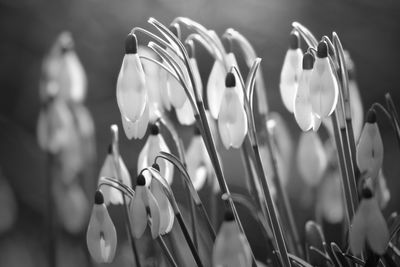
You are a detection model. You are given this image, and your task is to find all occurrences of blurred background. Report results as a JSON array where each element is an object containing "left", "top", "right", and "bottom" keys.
[{"left": 1, "top": 0, "right": 400, "bottom": 266}]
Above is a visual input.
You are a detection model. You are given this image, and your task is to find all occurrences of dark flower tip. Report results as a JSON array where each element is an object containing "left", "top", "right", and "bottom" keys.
[
  {"left": 169, "top": 23, "right": 181, "bottom": 39},
  {"left": 94, "top": 190, "right": 104, "bottom": 205},
  {"left": 361, "top": 186, "right": 373, "bottom": 199},
  {"left": 125, "top": 34, "right": 138, "bottom": 54},
  {"left": 152, "top": 163, "right": 160, "bottom": 171},
  {"left": 136, "top": 174, "right": 146, "bottom": 186},
  {"left": 149, "top": 123, "right": 159, "bottom": 135},
  {"left": 289, "top": 31, "right": 300, "bottom": 50},
  {"left": 302, "top": 52, "right": 315, "bottom": 70},
  {"left": 225, "top": 72, "right": 236, "bottom": 88},
  {"left": 194, "top": 126, "right": 201, "bottom": 136},
  {"left": 366, "top": 109, "right": 377, "bottom": 124},
  {"left": 317, "top": 41, "right": 328, "bottom": 58},
  {"left": 224, "top": 211, "right": 235, "bottom": 222}
]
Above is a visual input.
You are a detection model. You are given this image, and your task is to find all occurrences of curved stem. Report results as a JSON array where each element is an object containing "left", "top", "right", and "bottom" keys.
[{"left": 139, "top": 55, "right": 179, "bottom": 81}]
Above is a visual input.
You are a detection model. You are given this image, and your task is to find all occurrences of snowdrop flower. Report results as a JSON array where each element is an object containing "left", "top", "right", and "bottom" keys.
[
  {"left": 40, "top": 32, "right": 87, "bottom": 103},
  {"left": 54, "top": 181, "right": 89, "bottom": 234},
  {"left": 309, "top": 41, "right": 339, "bottom": 118},
  {"left": 116, "top": 34, "right": 147, "bottom": 122},
  {"left": 138, "top": 124, "right": 174, "bottom": 185},
  {"left": 207, "top": 59, "right": 226, "bottom": 119},
  {"left": 294, "top": 52, "right": 314, "bottom": 131},
  {"left": 86, "top": 190, "right": 117, "bottom": 263},
  {"left": 149, "top": 165, "right": 175, "bottom": 235},
  {"left": 218, "top": 72, "right": 248, "bottom": 149},
  {"left": 129, "top": 175, "right": 161, "bottom": 239},
  {"left": 37, "top": 97, "right": 75, "bottom": 154},
  {"left": 349, "top": 186, "right": 389, "bottom": 255},
  {"left": 166, "top": 24, "right": 188, "bottom": 109},
  {"left": 316, "top": 171, "right": 344, "bottom": 224},
  {"left": 186, "top": 127, "right": 217, "bottom": 192},
  {"left": 98, "top": 145, "right": 132, "bottom": 205},
  {"left": 212, "top": 211, "right": 252, "bottom": 267},
  {"left": 297, "top": 131, "right": 327, "bottom": 186},
  {"left": 356, "top": 109, "right": 383, "bottom": 180},
  {"left": 280, "top": 31, "right": 303, "bottom": 113}
]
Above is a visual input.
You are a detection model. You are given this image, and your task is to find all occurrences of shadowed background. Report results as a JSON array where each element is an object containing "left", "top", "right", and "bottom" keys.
[{"left": 0, "top": 0, "right": 400, "bottom": 266}]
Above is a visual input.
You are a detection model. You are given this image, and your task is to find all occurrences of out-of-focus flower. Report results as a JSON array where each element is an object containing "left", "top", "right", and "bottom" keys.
[
  {"left": 297, "top": 131, "right": 327, "bottom": 186},
  {"left": 98, "top": 145, "right": 132, "bottom": 205},
  {"left": 316, "top": 171, "right": 344, "bottom": 224},
  {"left": 149, "top": 168, "right": 174, "bottom": 235},
  {"left": 186, "top": 127, "right": 217, "bottom": 192},
  {"left": 87, "top": 191, "right": 117, "bottom": 263},
  {"left": 37, "top": 98, "right": 75, "bottom": 154},
  {"left": 309, "top": 41, "right": 339, "bottom": 118},
  {"left": 280, "top": 31, "right": 303, "bottom": 113},
  {"left": 349, "top": 187, "right": 389, "bottom": 255},
  {"left": 356, "top": 109, "right": 383, "bottom": 180},
  {"left": 116, "top": 34, "right": 147, "bottom": 123},
  {"left": 212, "top": 211, "right": 252, "bottom": 267},
  {"left": 294, "top": 52, "right": 314, "bottom": 131},
  {"left": 218, "top": 72, "right": 248, "bottom": 149},
  {"left": 129, "top": 175, "right": 161, "bottom": 239},
  {"left": 40, "top": 32, "right": 87, "bottom": 103},
  {"left": 376, "top": 170, "right": 390, "bottom": 209},
  {"left": 0, "top": 171, "right": 17, "bottom": 234},
  {"left": 207, "top": 59, "right": 226, "bottom": 119},
  {"left": 54, "top": 180, "right": 89, "bottom": 234},
  {"left": 138, "top": 124, "right": 174, "bottom": 185}
]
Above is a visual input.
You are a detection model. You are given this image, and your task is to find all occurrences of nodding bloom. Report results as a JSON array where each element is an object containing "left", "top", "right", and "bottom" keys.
[
  {"left": 356, "top": 109, "right": 383, "bottom": 180},
  {"left": 175, "top": 42, "right": 202, "bottom": 126},
  {"left": 116, "top": 34, "right": 147, "bottom": 123},
  {"left": 40, "top": 32, "right": 87, "bottom": 103},
  {"left": 98, "top": 145, "right": 132, "bottom": 205},
  {"left": 212, "top": 211, "right": 252, "bottom": 267},
  {"left": 218, "top": 72, "right": 248, "bottom": 149},
  {"left": 149, "top": 165, "right": 175, "bottom": 235},
  {"left": 54, "top": 180, "right": 89, "bottom": 234},
  {"left": 138, "top": 124, "right": 174, "bottom": 185},
  {"left": 129, "top": 175, "right": 161, "bottom": 239},
  {"left": 297, "top": 131, "right": 327, "bottom": 186},
  {"left": 87, "top": 191, "right": 117, "bottom": 263},
  {"left": 309, "top": 41, "right": 339, "bottom": 118},
  {"left": 349, "top": 186, "right": 389, "bottom": 255},
  {"left": 37, "top": 97, "right": 75, "bottom": 154},
  {"left": 166, "top": 23, "right": 188, "bottom": 109},
  {"left": 280, "top": 31, "right": 303, "bottom": 113},
  {"left": 294, "top": 52, "right": 315, "bottom": 131},
  {"left": 316, "top": 171, "right": 344, "bottom": 224},
  {"left": 186, "top": 127, "right": 218, "bottom": 192}
]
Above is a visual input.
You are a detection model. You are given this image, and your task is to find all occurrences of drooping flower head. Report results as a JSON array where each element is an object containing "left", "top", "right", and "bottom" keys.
[
  {"left": 116, "top": 34, "right": 147, "bottom": 123},
  {"left": 138, "top": 124, "right": 174, "bottom": 185},
  {"left": 280, "top": 30, "right": 303, "bottom": 113},
  {"left": 86, "top": 190, "right": 117, "bottom": 263},
  {"left": 212, "top": 211, "right": 252, "bottom": 267},
  {"left": 218, "top": 72, "right": 248, "bottom": 149},
  {"left": 356, "top": 109, "right": 383, "bottom": 180},
  {"left": 309, "top": 41, "right": 339, "bottom": 118},
  {"left": 349, "top": 185, "right": 389, "bottom": 255}
]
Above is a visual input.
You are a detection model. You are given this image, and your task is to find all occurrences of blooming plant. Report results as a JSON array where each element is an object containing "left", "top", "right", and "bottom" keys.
[{"left": 81, "top": 17, "right": 400, "bottom": 267}]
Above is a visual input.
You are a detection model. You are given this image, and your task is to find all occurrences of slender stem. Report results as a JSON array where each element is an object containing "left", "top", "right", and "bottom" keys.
[
  {"left": 175, "top": 213, "right": 204, "bottom": 267},
  {"left": 46, "top": 152, "right": 56, "bottom": 267},
  {"left": 157, "top": 236, "right": 178, "bottom": 267},
  {"left": 197, "top": 202, "right": 217, "bottom": 241}
]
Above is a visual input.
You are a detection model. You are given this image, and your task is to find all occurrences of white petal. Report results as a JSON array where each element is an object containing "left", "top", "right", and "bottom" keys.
[
  {"left": 280, "top": 49, "right": 303, "bottom": 113},
  {"left": 175, "top": 98, "right": 195, "bottom": 125},
  {"left": 207, "top": 60, "right": 226, "bottom": 119},
  {"left": 63, "top": 51, "right": 87, "bottom": 102},
  {"left": 116, "top": 54, "right": 147, "bottom": 122},
  {"left": 129, "top": 187, "right": 148, "bottom": 238},
  {"left": 349, "top": 81, "right": 364, "bottom": 140},
  {"left": 150, "top": 180, "right": 174, "bottom": 235},
  {"left": 365, "top": 198, "right": 389, "bottom": 255},
  {"left": 309, "top": 57, "right": 339, "bottom": 118},
  {"left": 318, "top": 173, "right": 344, "bottom": 224},
  {"left": 121, "top": 100, "right": 149, "bottom": 140},
  {"left": 294, "top": 69, "right": 313, "bottom": 131},
  {"left": 349, "top": 200, "right": 368, "bottom": 255}
]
